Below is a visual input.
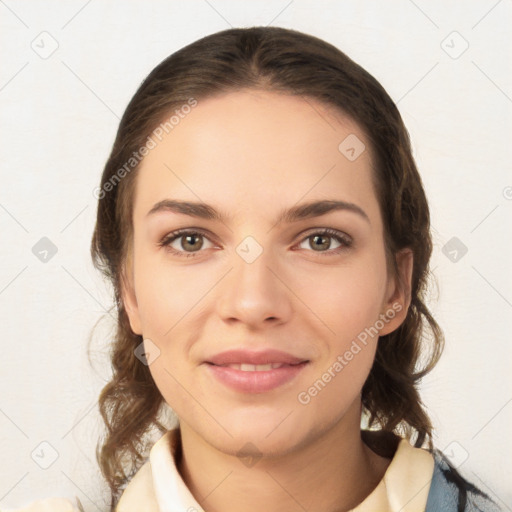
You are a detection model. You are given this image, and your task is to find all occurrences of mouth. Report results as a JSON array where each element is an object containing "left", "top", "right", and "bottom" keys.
[
  {"left": 205, "top": 348, "right": 309, "bottom": 367},
  {"left": 202, "top": 348, "right": 310, "bottom": 392},
  {"left": 205, "top": 361, "right": 308, "bottom": 372}
]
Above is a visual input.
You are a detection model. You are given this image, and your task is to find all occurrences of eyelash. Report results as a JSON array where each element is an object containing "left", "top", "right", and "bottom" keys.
[{"left": 157, "top": 228, "right": 353, "bottom": 259}]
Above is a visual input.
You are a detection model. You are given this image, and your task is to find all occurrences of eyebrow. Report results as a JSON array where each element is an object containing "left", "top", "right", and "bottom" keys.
[{"left": 146, "top": 199, "right": 370, "bottom": 225}]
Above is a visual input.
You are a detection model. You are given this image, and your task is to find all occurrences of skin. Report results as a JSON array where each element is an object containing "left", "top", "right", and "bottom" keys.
[{"left": 122, "top": 89, "right": 413, "bottom": 512}]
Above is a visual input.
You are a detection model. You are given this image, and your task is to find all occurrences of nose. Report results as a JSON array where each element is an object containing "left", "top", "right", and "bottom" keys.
[{"left": 216, "top": 241, "right": 293, "bottom": 328}]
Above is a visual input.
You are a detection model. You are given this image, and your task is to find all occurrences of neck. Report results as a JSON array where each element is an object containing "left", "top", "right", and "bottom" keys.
[{"left": 175, "top": 401, "right": 391, "bottom": 512}]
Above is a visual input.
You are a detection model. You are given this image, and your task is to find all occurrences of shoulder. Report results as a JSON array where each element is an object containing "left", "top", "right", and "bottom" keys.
[
  {"left": 425, "top": 448, "right": 503, "bottom": 512},
  {"left": 363, "top": 430, "right": 504, "bottom": 512},
  {"left": 116, "top": 459, "right": 159, "bottom": 511}
]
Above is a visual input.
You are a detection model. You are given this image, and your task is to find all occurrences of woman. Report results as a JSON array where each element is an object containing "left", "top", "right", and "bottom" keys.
[{"left": 17, "top": 26, "right": 502, "bottom": 512}]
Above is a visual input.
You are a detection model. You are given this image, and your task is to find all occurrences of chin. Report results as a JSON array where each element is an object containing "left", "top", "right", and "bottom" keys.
[
  {"left": 205, "top": 413, "right": 304, "bottom": 455},
  {"left": 217, "top": 431, "right": 301, "bottom": 461}
]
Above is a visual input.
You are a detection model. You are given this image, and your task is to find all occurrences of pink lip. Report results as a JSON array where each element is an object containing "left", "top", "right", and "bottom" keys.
[
  {"left": 203, "top": 349, "right": 310, "bottom": 393},
  {"left": 206, "top": 348, "right": 308, "bottom": 366}
]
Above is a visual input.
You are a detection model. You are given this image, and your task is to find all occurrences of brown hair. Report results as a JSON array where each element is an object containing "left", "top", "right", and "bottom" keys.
[{"left": 90, "top": 26, "right": 443, "bottom": 509}]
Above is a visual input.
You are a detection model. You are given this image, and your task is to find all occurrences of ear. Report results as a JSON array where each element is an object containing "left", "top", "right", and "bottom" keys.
[
  {"left": 378, "top": 248, "right": 413, "bottom": 336},
  {"left": 120, "top": 251, "right": 143, "bottom": 336}
]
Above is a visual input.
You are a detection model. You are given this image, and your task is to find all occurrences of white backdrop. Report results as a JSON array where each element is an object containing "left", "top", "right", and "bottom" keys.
[{"left": 1, "top": 0, "right": 511, "bottom": 510}]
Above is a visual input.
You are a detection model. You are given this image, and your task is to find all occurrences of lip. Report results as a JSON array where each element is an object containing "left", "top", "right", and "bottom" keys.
[
  {"left": 203, "top": 349, "right": 310, "bottom": 394},
  {"left": 205, "top": 349, "right": 308, "bottom": 366}
]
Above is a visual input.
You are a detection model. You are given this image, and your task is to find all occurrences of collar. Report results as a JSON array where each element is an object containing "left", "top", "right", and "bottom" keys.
[{"left": 116, "top": 428, "right": 435, "bottom": 512}]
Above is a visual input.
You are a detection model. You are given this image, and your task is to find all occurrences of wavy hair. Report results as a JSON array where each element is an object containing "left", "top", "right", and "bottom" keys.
[{"left": 90, "top": 26, "right": 444, "bottom": 509}]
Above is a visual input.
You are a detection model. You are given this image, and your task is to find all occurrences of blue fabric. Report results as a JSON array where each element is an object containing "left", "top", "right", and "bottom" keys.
[{"left": 425, "top": 449, "right": 504, "bottom": 512}]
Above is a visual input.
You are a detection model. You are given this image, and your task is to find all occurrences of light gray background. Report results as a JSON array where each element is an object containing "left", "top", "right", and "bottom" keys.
[{"left": 1, "top": 0, "right": 511, "bottom": 510}]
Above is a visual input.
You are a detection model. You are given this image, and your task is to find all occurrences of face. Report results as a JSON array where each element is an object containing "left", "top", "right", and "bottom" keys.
[{"left": 122, "top": 89, "right": 412, "bottom": 457}]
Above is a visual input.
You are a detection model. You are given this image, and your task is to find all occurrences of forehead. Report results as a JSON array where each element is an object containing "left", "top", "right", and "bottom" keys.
[{"left": 134, "top": 89, "right": 380, "bottom": 225}]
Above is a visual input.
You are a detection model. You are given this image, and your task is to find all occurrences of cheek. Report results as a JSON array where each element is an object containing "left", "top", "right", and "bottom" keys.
[
  {"left": 296, "top": 340, "right": 376, "bottom": 428},
  {"left": 302, "top": 260, "right": 387, "bottom": 337},
  {"left": 296, "top": 265, "right": 386, "bottom": 412},
  {"left": 132, "top": 247, "right": 206, "bottom": 334}
]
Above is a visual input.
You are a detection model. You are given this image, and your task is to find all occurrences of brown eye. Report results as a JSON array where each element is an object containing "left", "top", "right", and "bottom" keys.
[
  {"left": 159, "top": 230, "right": 215, "bottom": 257},
  {"left": 297, "top": 229, "right": 352, "bottom": 255},
  {"left": 179, "top": 233, "right": 204, "bottom": 252}
]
